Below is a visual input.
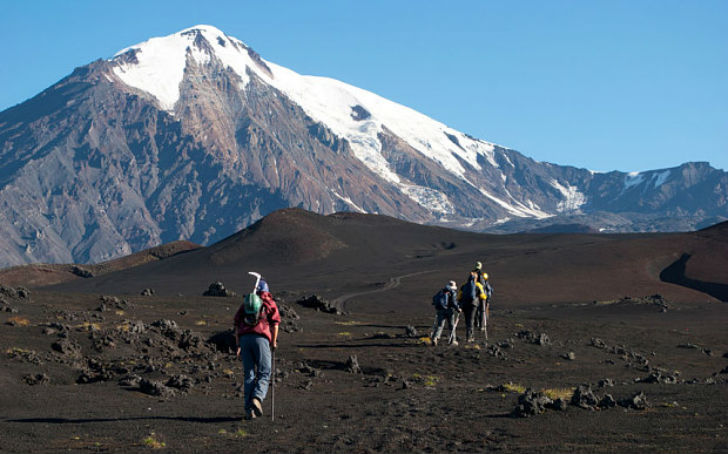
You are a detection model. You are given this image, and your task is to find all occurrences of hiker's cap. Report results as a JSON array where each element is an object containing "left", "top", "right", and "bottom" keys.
[
  {"left": 448, "top": 280, "right": 457, "bottom": 289},
  {"left": 256, "top": 279, "right": 269, "bottom": 293},
  {"left": 475, "top": 261, "right": 483, "bottom": 270},
  {"left": 482, "top": 272, "right": 489, "bottom": 280}
]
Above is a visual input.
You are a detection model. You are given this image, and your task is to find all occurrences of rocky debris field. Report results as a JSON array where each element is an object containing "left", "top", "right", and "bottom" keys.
[{"left": 0, "top": 287, "right": 726, "bottom": 453}]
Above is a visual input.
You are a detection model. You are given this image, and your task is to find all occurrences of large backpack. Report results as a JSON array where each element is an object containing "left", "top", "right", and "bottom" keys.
[
  {"left": 432, "top": 289, "right": 448, "bottom": 310},
  {"left": 460, "top": 278, "right": 477, "bottom": 304},
  {"left": 242, "top": 293, "right": 265, "bottom": 326}
]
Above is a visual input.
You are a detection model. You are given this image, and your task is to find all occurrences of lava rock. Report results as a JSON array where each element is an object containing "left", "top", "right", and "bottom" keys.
[
  {"left": 23, "top": 373, "right": 50, "bottom": 385},
  {"left": 166, "top": 374, "right": 195, "bottom": 392},
  {"left": 71, "top": 266, "right": 94, "bottom": 278},
  {"left": 590, "top": 338, "right": 608, "bottom": 349},
  {"left": 620, "top": 392, "right": 650, "bottom": 410},
  {"left": 139, "top": 378, "right": 175, "bottom": 398},
  {"left": 571, "top": 384, "right": 599, "bottom": 409},
  {"left": 203, "top": 281, "right": 236, "bottom": 297},
  {"left": 296, "top": 295, "right": 340, "bottom": 314},
  {"left": 598, "top": 378, "right": 615, "bottom": 388},
  {"left": 118, "top": 374, "right": 142, "bottom": 387},
  {"left": 640, "top": 370, "right": 679, "bottom": 384},
  {"left": 404, "top": 325, "right": 418, "bottom": 338},
  {"left": 547, "top": 398, "right": 568, "bottom": 411},
  {"left": 51, "top": 338, "right": 81, "bottom": 357},
  {"left": 516, "top": 330, "right": 550, "bottom": 346},
  {"left": 598, "top": 394, "right": 617, "bottom": 409},
  {"left": 513, "top": 389, "right": 553, "bottom": 417},
  {"left": 346, "top": 355, "right": 362, "bottom": 374}
]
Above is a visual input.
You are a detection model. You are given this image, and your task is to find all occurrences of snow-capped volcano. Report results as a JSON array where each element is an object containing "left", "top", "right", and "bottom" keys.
[
  {"left": 0, "top": 25, "right": 725, "bottom": 267},
  {"left": 110, "top": 25, "right": 525, "bottom": 217}
]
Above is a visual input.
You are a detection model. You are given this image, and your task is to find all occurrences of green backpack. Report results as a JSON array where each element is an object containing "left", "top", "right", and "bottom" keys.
[{"left": 242, "top": 293, "right": 264, "bottom": 326}]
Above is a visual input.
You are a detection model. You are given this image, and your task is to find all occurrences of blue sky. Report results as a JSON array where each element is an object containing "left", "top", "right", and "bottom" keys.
[{"left": 2, "top": 0, "right": 726, "bottom": 172}]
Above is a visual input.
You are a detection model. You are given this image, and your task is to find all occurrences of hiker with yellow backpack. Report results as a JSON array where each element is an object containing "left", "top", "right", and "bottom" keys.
[
  {"left": 458, "top": 268, "right": 488, "bottom": 343},
  {"left": 474, "top": 261, "right": 493, "bottom": 338}
]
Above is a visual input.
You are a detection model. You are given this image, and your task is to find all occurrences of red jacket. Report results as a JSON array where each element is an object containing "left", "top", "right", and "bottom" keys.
[{"left": 234, "top": 291, "right": 281, "bottom": 344}]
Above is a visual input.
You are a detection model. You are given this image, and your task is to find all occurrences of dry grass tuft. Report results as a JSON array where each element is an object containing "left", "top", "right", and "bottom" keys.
[
  {"left": 142, "top": 433, "right": 166, "bottom": 449},
  {"left": 6, "top": 316, "right": 31, "bottom": 326},
  {"left": 543, "top": 387, "right": 574, "bottom": 400},
  {"left": 502, "top": 382, "right": 527, "bottom": 394}
]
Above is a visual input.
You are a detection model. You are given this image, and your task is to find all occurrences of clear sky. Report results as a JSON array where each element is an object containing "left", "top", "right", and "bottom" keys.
[{"left": 2, "top": 0, "right": 726, "bottom": 172}]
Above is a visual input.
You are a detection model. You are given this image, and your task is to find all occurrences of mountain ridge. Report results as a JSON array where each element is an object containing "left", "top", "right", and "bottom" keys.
[{"left": 0, "top": 25, "right": 726, "bottom": 267}]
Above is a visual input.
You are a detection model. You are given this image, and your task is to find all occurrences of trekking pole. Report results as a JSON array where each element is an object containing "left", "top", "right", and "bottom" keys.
[
  {"left": 449, "top": 312, "right": 460, "bottom": 344},
  {"left": 271, "top": 349, "right": 275, "bottom": 422}
]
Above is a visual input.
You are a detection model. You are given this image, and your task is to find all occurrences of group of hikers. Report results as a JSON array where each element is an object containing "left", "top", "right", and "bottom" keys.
[
  {"left": 232, "top": 262, "right": 493, "bottom": 420},
  {"left": 430, "top": 261, "right": 493, "bottom": 346}
]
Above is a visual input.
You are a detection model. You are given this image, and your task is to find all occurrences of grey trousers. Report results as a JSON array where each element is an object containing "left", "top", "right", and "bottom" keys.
[{"left": 431, "top": 309, "right": 457, "bottom": 343}]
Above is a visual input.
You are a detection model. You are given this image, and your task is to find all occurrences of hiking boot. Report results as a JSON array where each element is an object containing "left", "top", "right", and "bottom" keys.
[
  {"left": 450, "top": 340, "right": 459, "bottom": 346},
  {"left": 432, "top": 337, "right": 439, "bottom": 346},
  {"left": 251, "top": 397, "right": 263, "bottom": 417},
  {"left": 244, "top": 408, "right": 256, "bottom": 420}
]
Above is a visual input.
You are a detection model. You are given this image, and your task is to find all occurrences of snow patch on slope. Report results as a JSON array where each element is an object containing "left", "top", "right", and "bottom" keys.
[
  {"left": 550, "top": 179, "right": 586, "bottom": 212},
  {"left": 399, "top": 185, "right": 455, "bottom": 215}
]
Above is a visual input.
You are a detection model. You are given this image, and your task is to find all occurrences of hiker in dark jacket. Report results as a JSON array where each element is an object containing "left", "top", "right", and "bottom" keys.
[
  {"left": 234, "top": 279, "right": 281, "bottom": 420},
  {"left": 458, "top": 270, "right": 487, "bottom": 343},
  {"left": 430, "top": 280, "right": 461, "bottom": 346}
]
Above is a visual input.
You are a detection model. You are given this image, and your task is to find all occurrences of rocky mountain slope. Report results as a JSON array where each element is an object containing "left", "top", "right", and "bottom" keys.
[{"left": 0, "top": 25, "right": 726, "bottom": 267}]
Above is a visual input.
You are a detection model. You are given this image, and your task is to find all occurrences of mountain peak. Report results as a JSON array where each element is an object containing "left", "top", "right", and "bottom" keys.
[{"left": 110, "top": 25, "right": 266, "bottom": 110}]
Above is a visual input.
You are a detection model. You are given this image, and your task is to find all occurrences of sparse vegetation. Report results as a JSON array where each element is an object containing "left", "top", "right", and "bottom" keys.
[
  {"left": 6, "top": 316, "right": 30, "bottom": 326},
  {"left": 142, "top": 433, "right": 166, "bottom": 449}
]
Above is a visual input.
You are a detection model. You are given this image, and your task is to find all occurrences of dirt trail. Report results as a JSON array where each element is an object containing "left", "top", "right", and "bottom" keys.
[{"left": 332, "top": 270, "right": 437, "bottom": 311}]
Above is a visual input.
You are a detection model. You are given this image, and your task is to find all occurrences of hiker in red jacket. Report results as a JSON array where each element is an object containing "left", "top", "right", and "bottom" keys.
[{"left": 234, "top": 278, "right": 280, "bottom": 420}]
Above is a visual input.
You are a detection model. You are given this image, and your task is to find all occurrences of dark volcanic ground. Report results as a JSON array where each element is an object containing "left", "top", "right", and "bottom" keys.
[{"left": 1, "top": 210, "right": 727, "bottom": 453}]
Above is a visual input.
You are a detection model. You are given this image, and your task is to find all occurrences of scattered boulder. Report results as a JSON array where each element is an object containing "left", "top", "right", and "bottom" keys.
[
  {"left": 71, "top": 266, "right": 94, "bottom": 278},
  {"left": 166, "top": 374, "right": 195, "bottom": 392},
  {"left": 598, "top": 394, "right": 617, "bottom": 409},
  {"left": 547, "top": 398, "right": 568, "bottom": 411},
  {"left": 23, "top": 373, "right": 50, "bottom": 385},
  {"left": 619, "top": 392, "right": 650, "bottom": 410},
  {"left": 571, "top": 384, "right": 599, "bottom": 410},
  {"left": 119, "top": 374, "right": 142, "bottom": 387},
  {"left": 487, "top": 344, "right": 507, "bottom": 359},
  {"left": 513, "top": 389, "right": 553, "bottom": 417},
  {"left": 598, "top": 378, "right": 615, "bottom": 388},
  {"left": 151, "top": 319, "right": 178, "bottom": 332},
  {"left": 404, "top": 325, "right": 418, "bottom": 338},
  {"left": 563, "top": 352, "right": 576, "bottom": 361},
  {"left": 51, "top": 339, "right": 81, "bottom": 357},
  {"left": 203, "top": 282, "right": 236, "bottom": 297},
  {"left": 639, "top": 370, "right": 679, "bottom": 384},
  {"left": 590, "top": 338, "right": 607, "bottom": 349},
  {"left": 139, "top": 378, "right": 175, "bottom": 398},
  {"left": 516, "top": 330, "right": 550, "bottom": 346},
  {"left": 278, "top": 302, "right": 302, "bottom": 333},
  {"left": 296, "top": 295, "right": 340, "bottom": 314},
  {"left": 346, "top": 355, "right": 362, "bottom": 374},
  {"left": 0, "top": 284, "right": 30, "bottom": 300},
  {"left": 140, "top": 288, "right": 155, "bottom": 296}
]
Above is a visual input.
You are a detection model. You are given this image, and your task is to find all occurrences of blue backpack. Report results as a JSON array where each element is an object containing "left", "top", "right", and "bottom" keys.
[
  {"left": 460, "top": 278, "right": 477, "bottom": 304},
  {"left": 432, "top": 290, "right": 449, "bottom": 310}
]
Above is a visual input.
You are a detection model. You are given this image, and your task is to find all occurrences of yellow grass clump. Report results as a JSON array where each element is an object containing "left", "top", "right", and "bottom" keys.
[
  {"left": 142, "top": 433, "right": 166, "bottom": 449},
  {"left": 502, "top": 382, "right": 526, "bottom": 394},
  {"left": 7, "top": 316, "right": 31, "bottom": 326},
  {"left": 543, "top": 387, "right": 575, "bottom": 400}
]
